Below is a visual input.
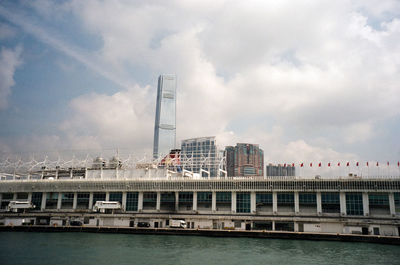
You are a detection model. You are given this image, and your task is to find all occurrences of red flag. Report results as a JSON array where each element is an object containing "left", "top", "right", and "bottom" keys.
[
  {"left": 366, "top": 162, "right": 369, "bottom": 167},
  {"left": 387, "top": 161, "right": 389, "bottom": 166},
  {"left": 300, "top": 163, "right": 304, "bottom": 167},
  {"left": 346, "top": 162, "right": 349, "bottom": 167},
  {"left": 310, "top": 163, "right": 313, "bottom": 167},
  {"left": 328, "top": 162, "right": 331, "bottom": 167},
  {"left": 292, "top": 163, "right": 295, "bottom": 167},
  {"left": 318, "top": 162, "right": 321, "bottom": 167},
  {"left": 283, "top": 163, "right": 286, "bottom": 167},
  {"left": 376, "top": 162, "right": 379, "bottom": 166},
  {"left": 338, "top": 162, "right": 340, "bottom": 167},
  {"left": 356, "top": 162, "right": 359, "bottom": 167},
  {"left": 398, "top": 161, "right": 399, "bottom": 167}
]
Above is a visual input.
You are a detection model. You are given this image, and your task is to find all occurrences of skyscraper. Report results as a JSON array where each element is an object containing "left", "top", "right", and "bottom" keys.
[
  {"left": 225, "top": 143, "right": 264, "bottom": 177},
  {"left": 266, "top": 163, "right": 296, "bottom": 177},
  {"left": 153, "top": 74, "right": 177, "bottom": 159}
]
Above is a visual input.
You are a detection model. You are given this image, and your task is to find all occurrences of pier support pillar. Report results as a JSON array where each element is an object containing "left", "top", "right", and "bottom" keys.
[
  {"left": 156, "top": 192, "right": 161, "bottom": 211},
  {"left": 389, "top": 193, "right": 396, "bottom": 217},
  {"left": 122, "top": 192, "right": 127, "bottom": 212},
  {"left": 294, "top": 192, "right": 299, "bottom": 214},
  {"left": 272, "top": 192, "right": 278, "bottom": 215},
  {"left": 57, "top": 192, "right": 62, "bottom": 210},
  {"left": 27, "top": 192, "right": 32, "bottom": 202},
  {"left": 88, "top": 192, "right": 94, "bottom": 211},
  {"left": 251, "top": 192, "right": 256, "bottom": 214},
  {"left": 316, "top": 192, "right": 322, "bottom": 215},
  {"left": 41, "top": 192, "right": 47, "bottom": 211},
  {"left": 212, "top": 191, "right": 216, "bottom": 212},
  {"left": 175, "top": 192, "right": 179, "bottom": 212},
  {"left": 340, "top": 192, "right": 346, "bottom": 216},
  {"left": 362, "top": 192, "right": 369, "bottom": 217},
  {"left": 72, "top": 192, "right": 77, "bottom": 210},
  {"left": 105, "top": 192, "right": 110, "bottom": 201},
  {"left": 192, "top": 192, "right": 197, "bottom": 212},
  {"left": 138, "top": 192, "right": 143, "bottom": 211},
  {"left": 231, "top": 191, "right": 236, "bottom": 213}
]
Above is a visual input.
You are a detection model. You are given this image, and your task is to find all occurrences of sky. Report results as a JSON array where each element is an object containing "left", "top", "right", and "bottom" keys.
[{"left": 0, "top": 0, "right": 400, "bottom": 175}]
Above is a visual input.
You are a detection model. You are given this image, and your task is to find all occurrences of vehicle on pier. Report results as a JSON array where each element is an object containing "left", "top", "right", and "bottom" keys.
[
  {"left": 6, "top": 201, "right": 35, "bottom": 212},
  {"left": 92, "top": 201, "right": 122, "bottom": 213}
]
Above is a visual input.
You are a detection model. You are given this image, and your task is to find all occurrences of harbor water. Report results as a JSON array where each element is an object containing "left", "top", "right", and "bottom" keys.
[{"left": 0, "top": 232, "right": 399, "bottom": 265}]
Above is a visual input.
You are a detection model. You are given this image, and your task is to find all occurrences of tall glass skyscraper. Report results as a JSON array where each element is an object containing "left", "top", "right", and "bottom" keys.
[{"left": 153, "top": 74, "right": 177, "bottom": 159}]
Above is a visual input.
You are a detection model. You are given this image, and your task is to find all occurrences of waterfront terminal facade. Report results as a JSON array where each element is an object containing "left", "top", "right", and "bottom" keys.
[{"left": 1, "top": 162, "right": 400, "bottom": 237}]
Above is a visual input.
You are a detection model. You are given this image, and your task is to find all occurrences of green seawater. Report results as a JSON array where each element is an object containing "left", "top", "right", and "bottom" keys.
[{"left": 0, "top": 232, "right": 399, "bottom": 265}]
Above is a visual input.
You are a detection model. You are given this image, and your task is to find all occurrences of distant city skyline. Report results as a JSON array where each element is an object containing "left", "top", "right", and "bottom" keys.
[{"left": 0, "top": 1, "right": 399, "bottom": 170}]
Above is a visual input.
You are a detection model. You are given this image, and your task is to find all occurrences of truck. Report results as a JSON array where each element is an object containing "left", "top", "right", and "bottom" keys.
[
  {"left": 6, "top": 201, "right": 35, "bottom": 212},
  {"left": 170, "top": 219, "right": 187, "bottom": 228},
  {"left": 92, "top": 201, "right": 122, "bottom": 213}
]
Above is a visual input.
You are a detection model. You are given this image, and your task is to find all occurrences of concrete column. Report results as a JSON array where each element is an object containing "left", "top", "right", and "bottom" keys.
[
  {"left": 88, "top": 192, "right": 94, "bottom": 210},
  {"left": 27, "top": 192, "right": 32, "bottom": 202},
  {"left": 340, "top": 192, "right": 346, "bottom": 216},
  {"left": 13, "top": 193, "right": 17, "bottom": 200},
  {"left": 231, "top": 191, "right": 236, "bottom": 213},
  {"left": 272, "top": 192, "right": 278, "bottom": 214},
  {"left": 294, "top": 222, "right": 299, "bottom": 232},
  {"left": 175, "top": 192, "right": 179, "bottom": 211},
  {"left": 138, "top": 192, "right": 143, "bottom": 211},
  {"left": 362, "top": 192, "right": 369, "bottom": 216},
  {"left": 212, "top": 191, "right": 216, "bottom": 212},
  {"left": 272, "top": 221, "right": 275, "bottom": 231},
  {"left": 316, "top": 192, "right": 322, "bottom": 215},
  {"left": 57, "top": 192, "right": 62, "bottom": 210},
  {"left": 251, "top": 192, "right": 256, "bottom": 213},
  {"left": 72, "top": 192, "right": 77, "bottom": 210},
  {"left": 122, "top": 192, "right": 127, "bottom": 212},
  {"left": 41, "top": 192, "right": 47, "bottom": 211},
  {"left": 294, "top": 192, "right": 299, "bottom": 214},
  {"left": 192, "top": 191, "right": 197, "bottom": 211},
  {"left": 105, "top": 192, "right": 110, "bottom": 201},
  {"left": 156, "top": 192, "right": 161, "bottom": 211},
  {"left": 389, "top": 193, "right": 396, "bottom": 216}
]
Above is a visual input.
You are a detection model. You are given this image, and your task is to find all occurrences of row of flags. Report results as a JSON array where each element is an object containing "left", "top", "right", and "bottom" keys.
[{"left": 280, "top": 162, "right": 400, "bottom": 167}]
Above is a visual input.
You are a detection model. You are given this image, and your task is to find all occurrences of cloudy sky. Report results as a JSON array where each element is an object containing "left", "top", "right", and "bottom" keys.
[{"left": 0, "top": 0, "right": 399, "bottom": 174}]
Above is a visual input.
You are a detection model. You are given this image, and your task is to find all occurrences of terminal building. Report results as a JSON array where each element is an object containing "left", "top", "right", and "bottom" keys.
[{"left": 0, "top": 158, "right": 399, "bottom": 237}]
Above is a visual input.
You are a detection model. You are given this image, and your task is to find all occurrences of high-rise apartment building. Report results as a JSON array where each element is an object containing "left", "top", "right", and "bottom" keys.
[
  {"left": 266, "top": 164, "right": 296, "bottom": 177},
  {"left": 153, "top": 74, "right": 177, "bottom": 159},
  {"left": 225, "top": 143, "right": 264, "bottom": 177},
  {"left": 180, "top": 136, "right": 220, "bottom": 177}
]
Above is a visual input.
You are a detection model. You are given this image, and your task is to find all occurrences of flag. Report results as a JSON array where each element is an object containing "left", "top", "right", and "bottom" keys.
[
  {"left": 328, "top": 162, "right": 331, "bottom": 167},
  {"left": 318, "top": 162, "right": 321, "bottom": 167},
  {"left": 398, "top": 161, "right": 400, "bottom": 167},
  {"left": 292, "top": 163, "right": 295, "bottom": 167},
  {"left": 338, "top": 162, "right": 340, "bottom": 166},
  {"left": 346, "top": 162, "right": 349, "bottom": 167},
  {"left": 283, "top": 163, "right": 286, "bottom": 167},
  {"left": 387, "top": 161, "right": 389, "bottom": 166},
  {"left": 310, "top": 163, "right": 313, "bottom": 167},
  {"left": 356, "top": 162, "right": 359, "bottom": 167},
  {"left": 366, "top": 162, "right": 369, "bottom": 167},
  {"left": 377, "top": 162, "right": 379, "bottom": 166},
  {"left": 301, "top": 163, "right": 304, "bottom": 167}
]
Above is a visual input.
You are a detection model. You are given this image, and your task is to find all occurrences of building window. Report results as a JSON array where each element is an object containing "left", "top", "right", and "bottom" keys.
[
  {"left": 0, "top": 193, "right": 13, "bottom": 209},
  {"left": 256, "top": 193, "right": 272, "bottom": 205},
  {"left": 126, "top": 192, "right": 138, "bottom": 211},
  {"left": 216, "top": 192, "right": 231, "bottom": 203},
  {"left": 179, "top": 192, "right": 193, "bottom": 203},
  {"left": 197, "top": 192, "right": 212, "bottom": 203},
  {"left": 299, "top": 193, "right": 316, "bottom": 205},
  {"left": 277, "top": 193, "right": 294, "bottom": 206},
  {"left": 109, "top": 192, "right": 122, "bottom": 204},
  {"left": 237, "top": 192, "right": 251, "bottom": 213},
  {"left": 346, "top": 193, "right": 363, "bottom": 216},
  {"left": 368, "top": 193, "right": 389, "bottom": 206},
  {"left": 31, "top": 192, "right": 42, "bottom": 210},
  {"left": 77, "top": 193, "right": 89, "bottom": 209},
  {"left": 161, "top": 192, "right": 175, "bottom": 203},
  {"left": 143, "top": 192, "right": 157, "bottom": 203},
  {"left": 93, "top": 193, "right": 106, "bottom": 204},
  {"left": 61, "top": 193, "right": 74, "bottom": 209},
  {"left": 321, "top": 192, "right": 340, "bottom": 213},
  {"left": 46, "top": 193, "right": 58, "bottom": 209}
]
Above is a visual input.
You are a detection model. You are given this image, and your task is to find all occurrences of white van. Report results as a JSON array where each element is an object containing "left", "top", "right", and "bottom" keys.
[
  {"left": 7, "top": 201, "right": 35, "bottom": 212},
  {"left": 170, "top": 219, "right": 187, "bottom": 228},
  {"left": 92, "top": 201, "right": 122, "bottom": 213}
]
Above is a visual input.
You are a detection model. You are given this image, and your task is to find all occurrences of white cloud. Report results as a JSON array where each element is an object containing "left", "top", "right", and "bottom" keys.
[{"left": 0, "top": 45, "right": 22, "bottom": 110}]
